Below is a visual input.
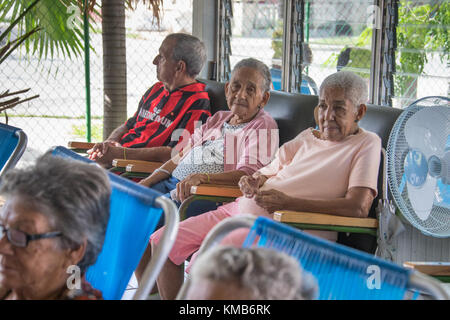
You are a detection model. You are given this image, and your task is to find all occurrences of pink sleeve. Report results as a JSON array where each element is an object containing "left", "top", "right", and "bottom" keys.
[
  {"left": 235, "top": 125, "right": 279, "bottom": 175},
  {"left": 348, "top": 133, "right": 382, "bottom": 197}
]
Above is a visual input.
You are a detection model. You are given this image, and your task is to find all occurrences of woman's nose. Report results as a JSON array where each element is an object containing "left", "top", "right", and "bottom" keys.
[
  {"left": 324, "top": 107, "right": 335, "bottom": 120},
  {"left": 153, "top": 55, "right": 159, "bottom": 65},
  {"left": 235, "top": 88, "right": 246, "bottom": 99}
]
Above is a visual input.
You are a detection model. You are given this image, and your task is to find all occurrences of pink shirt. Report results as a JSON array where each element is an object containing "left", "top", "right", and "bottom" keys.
[
  {"left": 181, "top": 109, "right": 279, "bottom": 175},
  {"left": 238, "top": 127, "right": 381, "bottom": 241}
]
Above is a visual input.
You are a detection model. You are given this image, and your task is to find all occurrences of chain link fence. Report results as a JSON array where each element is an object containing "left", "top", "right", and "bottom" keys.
[
  {"left": 394, "top": 0, "right": 449, "bottom": 108},
  {"left": 227, "top": 0, "right": 449, "bottom": 108},
  {"left": 1, "top": 0, "right": 193, "bottom": 167},
  {"left": 1, "top": 0, "right": 448, "bottom": 169},
  {"left": 229, "top": 0, "right": 284, "bottom": 90}
]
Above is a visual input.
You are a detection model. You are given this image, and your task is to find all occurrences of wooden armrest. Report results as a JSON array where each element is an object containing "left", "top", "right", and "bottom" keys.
[
  {"left": 403, "top": 262, "right": 450, "bottom": 276},
  {"left": 125, "top": 161, "right": 163, "bottom": 173},
  {"left": 67, "top": 141, "right": 95, "bottom": 150},
  {"left": 273, "top": 211, "right": 378, "bottom": 229},
  {"left": 191, "top": 184, "right": 243, "bottom": 198},
  {"left": 112, "top": 159, "right": 163, "bottom": 168}
]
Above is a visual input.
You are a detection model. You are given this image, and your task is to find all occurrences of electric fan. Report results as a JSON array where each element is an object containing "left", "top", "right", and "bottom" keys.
[{"left": 387, "top": 96, "right": 450, "bottom": 238}]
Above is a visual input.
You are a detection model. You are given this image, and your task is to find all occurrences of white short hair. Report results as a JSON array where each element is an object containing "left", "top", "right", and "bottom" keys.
[{"left": 319, "top": 71, "right": 368, "bottom": 108}]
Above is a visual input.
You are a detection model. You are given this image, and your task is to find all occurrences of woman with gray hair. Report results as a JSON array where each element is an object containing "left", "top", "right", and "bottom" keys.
[
  {"left": 0, "top": 153, "right": 110, "bottom": 300},
  {"left": 136, "top": 57, "right": 279, "bottom": 286},
  {"left": 138, "top": 57, "right": 278, "bottom": 205},
  {"left": 150, "top": 71, "right": 381, "bottom": 300},
  {"left": 185, "top": 246, "right": 318, "bottom": 300}
]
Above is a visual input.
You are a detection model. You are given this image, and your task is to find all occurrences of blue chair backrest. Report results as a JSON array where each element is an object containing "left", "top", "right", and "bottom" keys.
[
  {"left": 243, "top": 217, "right": 412, "bottom": 300},
  {"left": 51, "top": 146, "right": 164, "bottom": 300},
  {"left": 0, "top": 123, "right": 27, "bottom": 180}
]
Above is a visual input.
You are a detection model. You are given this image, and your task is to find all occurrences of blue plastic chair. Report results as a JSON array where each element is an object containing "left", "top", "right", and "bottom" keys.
[
  {"left": 177, "top": 215, "right": 449, "bottom": 300},
  {"left": 51, "top": 146, "right": 179, "bottom": 300},
  {"left": 0, "top": 123, "right": 27, "bottom": 181},
  {"left": 270, "top": 67, "right": 318, "bottom": 95}
]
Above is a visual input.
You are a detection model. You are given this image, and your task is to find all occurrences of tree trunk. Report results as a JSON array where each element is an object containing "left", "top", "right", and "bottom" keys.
[{"left": 102, "top": 0, "right": 127, "bottom": 140}]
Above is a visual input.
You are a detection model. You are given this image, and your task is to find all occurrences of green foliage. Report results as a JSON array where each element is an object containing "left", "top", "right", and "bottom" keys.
[
  {"left": 71, "top": 122, "right": 103, "bottom": 141},
  {"left": 271, "top": 20, "right": 283, "bottom": 60},
  {"left": 0, "top": 0, "right": 99, "bottom": 60},
  {"left": 395, "top": 1, "right": 449, "bottom": 101},
  {"left": 330, "top": 1, "right": 450, "bottom": 103}
]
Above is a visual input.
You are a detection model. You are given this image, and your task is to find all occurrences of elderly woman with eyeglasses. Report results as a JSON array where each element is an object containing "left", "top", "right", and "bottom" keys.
[{"left": 0, "top": 154, "right": 110, "bottom": 300}]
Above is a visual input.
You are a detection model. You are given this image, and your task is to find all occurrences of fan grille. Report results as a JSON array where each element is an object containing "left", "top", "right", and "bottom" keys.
[{"left": 387, "top": 97, "right": 450, "bottom": 238}]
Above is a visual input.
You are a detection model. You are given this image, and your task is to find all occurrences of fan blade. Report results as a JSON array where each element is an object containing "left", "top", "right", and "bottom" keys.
[
  {"left": 407, "top": 175, "right": 437, "bottom": 221},
  {"left": 404, "top": 107, "right": 448, "bottom": 159}
]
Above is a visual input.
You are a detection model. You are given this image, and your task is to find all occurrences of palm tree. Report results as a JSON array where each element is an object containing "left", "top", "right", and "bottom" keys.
[{"left": 1, "top": 0, "right": 162, "bottom": 138}]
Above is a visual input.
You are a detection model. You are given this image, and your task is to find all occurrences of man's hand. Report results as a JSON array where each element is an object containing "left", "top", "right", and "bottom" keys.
[
  {"left": 176, "top": 173, "right": 207, "bottom": 202},
  {"left": 87, "top": 140, "right": 121, "bottom": 160},
  {"left": 254, "top": 189, "right": 293, "bottom": 214},
  {"left": 87, "top": 141, "right": 121, "bottom": 167}
]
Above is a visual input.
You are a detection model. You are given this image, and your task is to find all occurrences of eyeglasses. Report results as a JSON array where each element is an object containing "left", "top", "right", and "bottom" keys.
[{"left": 0, "top": 224, "right": 62, "bottom": 248}]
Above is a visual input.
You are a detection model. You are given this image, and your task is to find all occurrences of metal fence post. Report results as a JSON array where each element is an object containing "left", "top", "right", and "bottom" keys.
[{"left": 83, "top": 0, "right": 91, "bottom": 142}]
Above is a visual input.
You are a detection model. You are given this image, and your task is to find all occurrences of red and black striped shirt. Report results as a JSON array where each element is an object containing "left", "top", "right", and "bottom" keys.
[{"left": 120, "top": 81, "right": 211, "bottom": 148}]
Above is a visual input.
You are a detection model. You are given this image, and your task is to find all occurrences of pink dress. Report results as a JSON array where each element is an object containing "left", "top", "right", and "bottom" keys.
[{"left": 151, "top": 127, "right": 381, "bottom": 271}]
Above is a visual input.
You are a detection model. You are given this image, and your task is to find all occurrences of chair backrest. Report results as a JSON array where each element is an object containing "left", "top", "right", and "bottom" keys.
[
  {"left": 0, "top": 123, "right": 27, "bottom": 181},
  {"left": 178, "top": 215, "right": 449, "bottom": 300},
  {"left": 51, "top": 147, "right": 178, "bottom": 300},
  {"left": 244, "top": 216, "right": 412, "bottom": 299}
]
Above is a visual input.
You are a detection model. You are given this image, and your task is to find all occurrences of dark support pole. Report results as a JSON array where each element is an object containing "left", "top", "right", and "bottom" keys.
[{"left": 83, "top": 0, "right": 91, "bottom": 142}]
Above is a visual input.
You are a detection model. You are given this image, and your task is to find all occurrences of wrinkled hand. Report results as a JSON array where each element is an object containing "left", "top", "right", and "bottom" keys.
[
  {"left": 254, "top": 189, "right": 292, "bottom": 214},
  {"left": 87, "top": 141, "right": 121, "bottom": 167},
  {"left": 87, "top": 140, "right": 121, "bottom": 161},
  {"left": 238, "top": 175, "right": 262, "bottom": 198},
  {"left": 176, "top": 174, "right": 206, "bottom": 202}
]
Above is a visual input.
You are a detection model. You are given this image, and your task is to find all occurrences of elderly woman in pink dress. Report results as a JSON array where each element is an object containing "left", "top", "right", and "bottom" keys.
[
  {"left": 135, "top": 58, "right": 279, "bottom": 282},
  {"left": 150, "top": 70, "right": 382, "bottom": 300}
]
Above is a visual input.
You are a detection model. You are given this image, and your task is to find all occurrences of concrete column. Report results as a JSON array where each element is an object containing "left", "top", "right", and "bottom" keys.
[{"left": 192, "top": 0, "right": 217, "bottom": 79}]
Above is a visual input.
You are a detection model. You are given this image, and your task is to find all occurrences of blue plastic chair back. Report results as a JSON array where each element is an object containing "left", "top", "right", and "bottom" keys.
[
  {"left": 243, "top": 217, "right": 412, "bottom": 300},
  {"left": 51, "top": 146, "right": 164, "bottom": 300},
  {"left": 0, "top": 123, "right": 27, "bottom": 180},
  {"left": 269, "top": 68, "right": 317, "bottom": 94}
]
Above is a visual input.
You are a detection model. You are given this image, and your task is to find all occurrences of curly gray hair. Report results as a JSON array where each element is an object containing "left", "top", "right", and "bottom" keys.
[
  {"left": 0, "top": 153, "right": 111, "bottom": 274},
  {"left": 319, "top": 71, "right": 368, "bottom": 109},
  {"left": 165, "top": 33, "right": 207, "bottom": 78},
  {"left": 189, "top": 246, "right": 318, "bottom": 300}
]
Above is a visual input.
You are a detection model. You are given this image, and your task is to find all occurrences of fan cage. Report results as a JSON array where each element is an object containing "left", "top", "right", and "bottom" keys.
[{"left": 387, "top": 98, "right": 450, "bottom": 238}]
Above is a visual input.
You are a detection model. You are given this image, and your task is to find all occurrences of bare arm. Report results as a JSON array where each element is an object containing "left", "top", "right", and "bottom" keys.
[
  {"left": 139, "top": 159, "right": 178, "bottom": 187},
  {"left": 254, "top": 187, "right": 375, "bottom": 218},
  {"left": 105, "top": 124, "right": 129, "bottom": 143}
]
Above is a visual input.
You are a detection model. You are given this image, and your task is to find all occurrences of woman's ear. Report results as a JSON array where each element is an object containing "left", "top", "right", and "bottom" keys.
[
  {"left": 259, "top": 91, "right": 271, "bottom": 108},
  {"left": 66, "top": 239, "right": 87, "bottom": 267},
  {"left": 356, "top": 103, "right": 367, "bottom": 122}
]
